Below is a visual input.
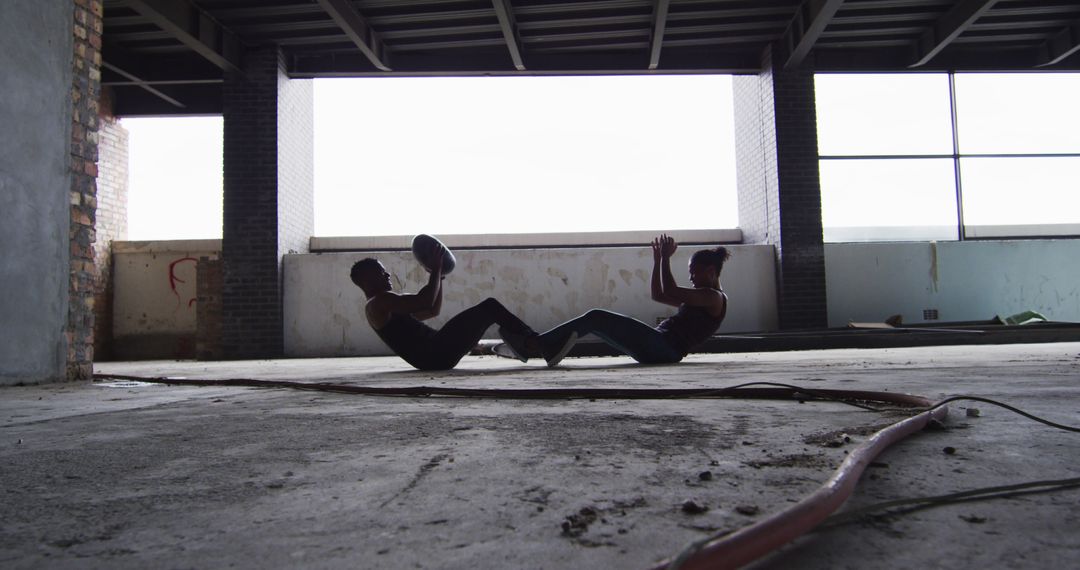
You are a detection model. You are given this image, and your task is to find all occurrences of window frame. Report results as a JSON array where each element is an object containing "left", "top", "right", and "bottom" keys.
[{"left": 817, "top": 72, "right": 1080, "bottom": 242}]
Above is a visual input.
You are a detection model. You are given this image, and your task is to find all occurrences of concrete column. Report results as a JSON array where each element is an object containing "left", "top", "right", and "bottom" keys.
[
  {"left": 222, "top": 45, "right": 314, "bottom": 359},
  {"left": 0, "top": 0, "right": 79, "bottom": 385},
  {"left": 733, "top": 46, "right": 827, "bottom": 330}
]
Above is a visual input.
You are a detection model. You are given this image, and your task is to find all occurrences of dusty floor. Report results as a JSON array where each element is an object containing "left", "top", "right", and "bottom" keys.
[{"left": 2, "top": 343, "right": 1079, "bottom": 569}]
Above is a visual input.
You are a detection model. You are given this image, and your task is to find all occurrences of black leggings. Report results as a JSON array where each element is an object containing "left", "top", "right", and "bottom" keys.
[
  {"left": 414, "top": 298, "right": 533, "bottom": 370},
  {"left": 538, "top": 309, "right": 683, "bottom": 364}
]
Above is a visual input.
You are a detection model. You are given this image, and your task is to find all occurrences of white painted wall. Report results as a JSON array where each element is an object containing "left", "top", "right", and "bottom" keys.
[
  {"left": 284, "top": 245, "right": 778, "bottom": 357},
  {"left": 825, "top": 240, "right": 1080, "bottom": 326},
  {"left": 107, "top": 237, "right": 1080, "bottom": 359}
]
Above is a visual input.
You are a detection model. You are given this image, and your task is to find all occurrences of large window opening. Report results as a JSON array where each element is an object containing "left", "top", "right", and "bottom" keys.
[
  {"left": 121, "top": 76, "right": 738, "bottom": 242},
  {"left": 313, "top": 75, "right": 738, "bottom": 238},
  {"left": 123, "top": 116, "right": 223, "bottom": 241},
  {"left": 815, "top": 73, "right": 1080, "bottom": 242}
]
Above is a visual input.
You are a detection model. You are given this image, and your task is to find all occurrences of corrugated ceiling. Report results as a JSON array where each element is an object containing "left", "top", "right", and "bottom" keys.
[{"left": 101, "top": 0, "right": 1080, "bottom": 115}]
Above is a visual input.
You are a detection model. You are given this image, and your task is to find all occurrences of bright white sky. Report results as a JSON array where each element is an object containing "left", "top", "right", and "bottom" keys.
[
  {"left": 124, "top": 75, "right": 736, "bottom": 240},
  {"left": 122, "top": 73, "right": 1079, "bottom": 242}
]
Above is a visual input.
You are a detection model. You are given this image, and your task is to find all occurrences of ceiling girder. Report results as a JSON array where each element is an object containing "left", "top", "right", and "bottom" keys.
[
  {"left": 102, "top": 60, "right": 186, "bottom": 108},
  {"left": 289, "top": 49, "right": 762, "bottom": 77},
  {"left": 909, "top": 0, "right": 999, "bottom": 67},
  {"left": 779, "top": 0, "right": 846, "bottom": 69},
  {"left": 648, "top": 0, "right": 671, "bottom": 70},
  {"left": 314, "top": 0, "right": 391, "bottom": 71},
  {"left": 95, "top": 0, "right": 1080, "bottom": 117},
  {"left": 492, "top": 0, "right": 526, "bottom": 71},
  {"left": 513, "top": 1, "right": 650, "bottom": 18},
  {"left": 109, "top": 83, "right": 222, "bottom": 116},
  {"left": 1037, "top": 19, "right": 1080, "bottom": 67},
  {"left": 122, "top": 0, "right": 243, "bottom": 73}
]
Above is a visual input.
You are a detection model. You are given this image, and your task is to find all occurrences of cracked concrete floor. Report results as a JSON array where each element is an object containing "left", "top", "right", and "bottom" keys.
[{"left": 2, "top": 343, "right": 1079, "bottom": 569}]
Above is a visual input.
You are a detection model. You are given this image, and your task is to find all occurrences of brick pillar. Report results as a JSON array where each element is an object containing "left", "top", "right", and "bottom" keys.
[
  {"left": 733, "top": 46, "right": 827, "bottom": 330},
  {"left": 222, "top": 45, "right": 313, "bottom": 359},
  {"left": 93, "top": 87, "right": 128, "bottom": 361},
  {"left": 196, "top": 257, "right": 223, "bottom": 360},
  {"left": 68, "top": 0, "right": 104, "bottom": 379}
]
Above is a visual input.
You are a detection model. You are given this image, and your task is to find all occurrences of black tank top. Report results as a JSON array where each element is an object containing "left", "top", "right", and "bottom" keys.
[
  {"left": 374, "top": 313, "right": 436, "bottom": 368},
  {"left": 657, "top": 294, "right": 726, "bottom": 356}
]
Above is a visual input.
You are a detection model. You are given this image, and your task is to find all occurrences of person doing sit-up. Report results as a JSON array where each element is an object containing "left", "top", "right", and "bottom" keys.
[
  {"left": 350, "top": 240, "right": 537, "bottom": 371},
  {"left": 511, "top": 234, "right": 730, "bottom": 366}
]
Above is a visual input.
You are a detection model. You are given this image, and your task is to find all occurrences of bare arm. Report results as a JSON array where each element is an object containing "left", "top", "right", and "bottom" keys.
[
  {"left": 412, "top": 272, "right": 444, "bottom": 320},
  {"left": 650, "top": 237, "right": 679, "bottom": 307},
  {"left": 652, "top": 234, "right": 726, "bottom": 315},
  {"left": 660, "top": 282, "right": 725, "bottom": 310},
  {"left": 650, "top": 234, "right": 681, "bottom": 307},
  {"left": 366, "top": 245, "right": 445, "bottom": 326}
]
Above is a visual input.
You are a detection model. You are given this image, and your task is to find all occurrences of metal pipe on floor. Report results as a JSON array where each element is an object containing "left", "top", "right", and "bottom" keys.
[{"left": 653, "top": 396, "right": 948, "bottom": 570}]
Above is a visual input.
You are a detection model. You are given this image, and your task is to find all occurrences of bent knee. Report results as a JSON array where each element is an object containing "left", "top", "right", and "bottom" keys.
[{"left": 585, "top": 309, "right": 621, "bottom": 321}]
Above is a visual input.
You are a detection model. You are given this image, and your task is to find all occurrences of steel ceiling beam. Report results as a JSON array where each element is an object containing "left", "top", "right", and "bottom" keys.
[
  {"left": 1037, "top": 19, "right": 1080, "bottom": 67},
  {"left": 491, "top": 0, "right": 525, "bottom": 70},
  {"left": 211, "top": 5, "right": 325, "bottom": 20},
  {"left": 517, "top": 14, "right": 652, "bottom": 31},
  {"left": 289, "top": 48, "right": 763, "bottom": 77},
  {"left": 102, "top": 60, "right": 186, "bottom": 108},
  {"left": 513, "top": 1, "right": 650, "bottom": 17},
  {"left": 778, "top": 0, "right": 845, "bottom": 69},
  {"left": 315, "top": 0, "right": 391, "bottom": 71},
  {"left": 909, "top": 0, "right": 999, "bottom": 67},
  {"left": 122, "top": 0, "right": 243, "bottom": 73},
  {"left": 648, "top": 0, "right": 671, "bottom": 70},
  {"left": 369, "top": 9, "right": 492, "bottom": 27}
]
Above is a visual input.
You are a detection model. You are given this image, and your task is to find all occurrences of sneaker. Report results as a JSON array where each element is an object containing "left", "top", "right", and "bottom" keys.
[
  {"left": 492, "top": 341, "right": 527, "bottom": 363},
  {"left": 498, "top": 327, "right": 534, "bottom": 362},
  {"left": 544, "top": 332, "right": 578, "bottom": 367}
]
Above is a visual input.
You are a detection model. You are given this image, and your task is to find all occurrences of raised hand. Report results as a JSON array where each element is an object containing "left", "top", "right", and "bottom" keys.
[
  {"left": 651, "top": 236, "right": 664, "bottom": 262},
  {"left": 660, "top": 234, "right": 678, "bottom": 257}
]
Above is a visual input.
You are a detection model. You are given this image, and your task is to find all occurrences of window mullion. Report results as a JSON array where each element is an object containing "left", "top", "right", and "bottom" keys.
[{"left": 949, "top": 72, "right": 965, "bottom": 241}]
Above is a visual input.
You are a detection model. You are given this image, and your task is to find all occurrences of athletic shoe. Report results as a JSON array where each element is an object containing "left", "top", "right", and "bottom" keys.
[
  {"left": 544, "top": 332, "right": 578, "bottom": 367},
  {"left": 498, "top": 327, "right": 534, "bottom": 362},
  {"left": 492, "top": 342, "right": 527, "bottom": 362}
]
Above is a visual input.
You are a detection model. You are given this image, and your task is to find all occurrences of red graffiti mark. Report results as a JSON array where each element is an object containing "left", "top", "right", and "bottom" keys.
[{"left": 169, "top": 257, "right": 199, "bottom": 309}]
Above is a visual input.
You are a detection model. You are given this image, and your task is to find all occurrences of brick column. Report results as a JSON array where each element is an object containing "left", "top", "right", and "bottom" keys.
[
  {"left": 222, "top": 45, "right": 313, "bottom": 359},
  {"left": 733, "top": 46, "right": 827, "bottom": 330},
  {"left": 93, "top": 87, "right": 128, "bottom": 361},
  {"left": 68, "top": 0, "right": 104, "bottom": 379},
  {"left": 196, "top": 257, "right": 224, "bottom": 360}
]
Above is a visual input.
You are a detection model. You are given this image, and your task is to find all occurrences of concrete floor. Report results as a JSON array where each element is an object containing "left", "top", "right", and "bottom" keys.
[{"left": 2, "top": 343, "right": 1079, "bottom": 569}]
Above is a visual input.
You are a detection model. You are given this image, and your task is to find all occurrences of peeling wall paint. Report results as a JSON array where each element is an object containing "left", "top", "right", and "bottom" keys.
[
  {"left": 284, "top": 245, "right": 779, "bottom": 357},
  {"left": 929, "top": 241, "right": 939, "bottom": 293},
  {"left": 825, "top": 240, "right": 1080, "bottom": 326}
]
